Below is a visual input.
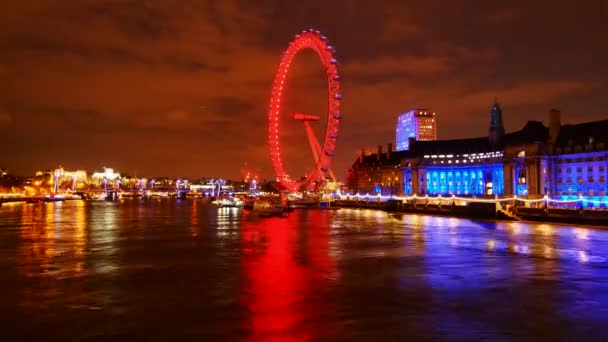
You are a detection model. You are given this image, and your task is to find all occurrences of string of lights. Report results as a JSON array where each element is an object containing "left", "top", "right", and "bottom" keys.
[{"left": 340, "top": 193, "right": 608, "bottom": 206}]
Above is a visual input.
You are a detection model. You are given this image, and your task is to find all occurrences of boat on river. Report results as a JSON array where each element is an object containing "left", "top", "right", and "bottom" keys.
[
  {"left": 211, "top": 196, "right": 244, "bottom": 208},
  {"left": 252, "top": 198, "right": 287, "bottom": 216}
]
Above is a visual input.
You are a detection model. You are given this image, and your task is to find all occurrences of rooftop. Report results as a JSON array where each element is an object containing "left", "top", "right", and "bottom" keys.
[{"left": 555, "top": 119, "right": 608, "bottom": 148}]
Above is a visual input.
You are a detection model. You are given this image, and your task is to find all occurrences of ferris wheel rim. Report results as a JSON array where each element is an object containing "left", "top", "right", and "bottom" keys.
[{"left": 267, "top": 29, "right": 341, "bottom": 191}]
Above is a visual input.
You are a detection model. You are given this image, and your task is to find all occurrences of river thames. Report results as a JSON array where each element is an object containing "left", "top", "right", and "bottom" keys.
[{"left": 1, "top": 200, "right": 608, "bottom": 340}]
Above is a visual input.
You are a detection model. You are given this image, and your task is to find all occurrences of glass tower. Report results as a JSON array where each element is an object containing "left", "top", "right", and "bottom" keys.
[{"left": 396, "top": 109, "right": 437, "bottom": 151}]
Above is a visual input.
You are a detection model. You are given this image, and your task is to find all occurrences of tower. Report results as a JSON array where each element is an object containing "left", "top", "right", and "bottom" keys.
[
  {"left": 548, "top": 108, "right": 561, "bottom": 151},
  {"left": 488, "top": 102, "right": 505, "bottom": 147},
  {"left": 395, "top": 109, "right": 437, "bottom": 151}
]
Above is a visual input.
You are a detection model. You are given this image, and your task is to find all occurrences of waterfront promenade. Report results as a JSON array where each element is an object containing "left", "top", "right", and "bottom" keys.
[{"left": 334, "top": 195, "right": 608, "bottom": 226}]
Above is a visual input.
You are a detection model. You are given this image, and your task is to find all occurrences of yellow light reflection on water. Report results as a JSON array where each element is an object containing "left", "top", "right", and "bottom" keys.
[
  {"left": 573, "top": 228, "right": 590, "bottom": 240},
  {"left": 537, "top": 224, "right": 555, "bottom": 236},
  {"left": 19, "top": 203, "right": 55, "bottom": 277},
  {"left": 72, "top": 200, "right": 87, "bottom": 274},
  {"left": 448, "top": 217, "right": 459, "bottom": 228},
  {"left": 487, "top": 239, "right": 496, "bottom": 251},
  {"left": 216, "top": 207, "right": 239, "bottom": 238},
  {"left": 190, "top": 200, "right": 198, "bottom": 237},
  {"left": 508, "top": 222, "right": 522, "bottom": 235}
]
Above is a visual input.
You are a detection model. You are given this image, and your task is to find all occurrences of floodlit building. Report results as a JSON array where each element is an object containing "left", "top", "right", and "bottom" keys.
[
  {"left": 548, "top": 110, "right": 607, "bottom": 199},
  {"left": 51, "top": 166, "right": 88, "bottom": 189},
  {"left": 90, "top": 167, "right": 121, "bottom": 186},
  {"left": 395, "top": 109, "right": 437, "bottom": 151},
  {"left": 347, "top": 102, "right": 608, "bottom": 207}
]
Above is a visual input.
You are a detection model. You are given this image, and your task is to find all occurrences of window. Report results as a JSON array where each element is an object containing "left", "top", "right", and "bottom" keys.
[
  {"left": 588, "top": 166, "right": 593, "bottom": 173},
  {"left": 600, "top": 176, "right": 606, "bottom": 183},
  {"left": 577, "top": 176, "right": 583, "bottom": 184},
  {"left": 557, "top": 167, "right": 562, "bottom": 174},
  {"left": 600, "top": 165, "right": 606, "bottom": 172},
  {"left": 588, "top": 176, "right": 594, "bottom": 183},
  {"left": 576, "top": 167, "right": 582, "bottom": 173},
  {"left": 567, "top": 167, "right": 572, "bottom": 173},
  {"left": 567, "top": 177, "right": 573, "bottom": 183}
]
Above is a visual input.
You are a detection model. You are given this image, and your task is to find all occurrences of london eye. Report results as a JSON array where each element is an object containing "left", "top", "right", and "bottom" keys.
[{"left": 267, "top": 29, "right": 342, "bottom": 191}]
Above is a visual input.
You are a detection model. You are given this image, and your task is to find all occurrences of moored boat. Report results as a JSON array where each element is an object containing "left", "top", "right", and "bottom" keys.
[
  {"left": 211, "top": 196, "right": 244, "bottom": 208},
  {"left": 252, "top": 198, "right": 286, "bottom": 216}
]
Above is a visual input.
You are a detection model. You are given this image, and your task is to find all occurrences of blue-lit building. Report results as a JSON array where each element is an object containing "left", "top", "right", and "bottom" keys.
[
  {"left": 395, "top": 109, "right": 437, "bottom": 151},
  {"left": 347, "top": 103, "right": 608, "bottom": 206},
  {"left": 547, "top": 111, "right": 608, "bottom": 207},
  {"left": 398, "top": 102, "right": 543, "bottom": 197}
]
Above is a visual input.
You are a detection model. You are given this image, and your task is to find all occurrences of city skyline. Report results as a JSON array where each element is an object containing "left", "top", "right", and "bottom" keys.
[{"left": 1, "top": 1, "right": 607, "bottom": 179}]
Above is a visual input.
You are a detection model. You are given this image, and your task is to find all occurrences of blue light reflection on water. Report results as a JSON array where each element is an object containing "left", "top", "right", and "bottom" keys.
[{"left": 335, "top": 209, "right": 608, "bottom": 339}]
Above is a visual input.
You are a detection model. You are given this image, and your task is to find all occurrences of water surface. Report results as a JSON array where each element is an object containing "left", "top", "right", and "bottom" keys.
[{"left": 1, "top": 200, "right": 607, "bottom": 340}]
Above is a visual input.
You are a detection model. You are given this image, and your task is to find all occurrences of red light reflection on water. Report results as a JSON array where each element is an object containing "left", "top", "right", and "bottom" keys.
[{"left": 240, "top": 211, "right": 335, "bottom": 341}]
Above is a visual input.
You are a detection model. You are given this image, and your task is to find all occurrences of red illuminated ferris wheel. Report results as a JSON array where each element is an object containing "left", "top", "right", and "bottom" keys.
[{"left": 268, "top": 29, "right": 342, "bottom": 191}]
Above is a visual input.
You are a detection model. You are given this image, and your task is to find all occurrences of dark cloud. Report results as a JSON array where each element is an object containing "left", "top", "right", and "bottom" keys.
[
  {"left": 3, "top": 36, "right": 226, "bottom": 74},
  {"left": 0, "top": 0, "right": 606, "bottom": 180},
  {"left": 84, "top": 1, "right": 176, "bottom": 41}
]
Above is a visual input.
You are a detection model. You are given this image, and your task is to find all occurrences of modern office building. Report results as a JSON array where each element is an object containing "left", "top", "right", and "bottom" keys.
[{"left": 395, "top": 109, "right": 437, "bottom": 151}]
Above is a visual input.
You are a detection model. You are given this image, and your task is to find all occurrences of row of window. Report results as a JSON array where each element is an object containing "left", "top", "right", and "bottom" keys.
[
  {"left": 556, "top": 189, "right": 607, "bottom": 196},
  {"left": 556, "top": 165, "right": 605, "bottom": 174},
  {"left": 557, "top": 175, "right": 606, "bottom": 184}
]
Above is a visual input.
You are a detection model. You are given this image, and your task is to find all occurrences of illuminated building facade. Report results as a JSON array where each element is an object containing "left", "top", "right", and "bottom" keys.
[
  {"left": 547, "top": 113, "right": 608, "bottom": 207},
  {"left": 120, "top": 176, "right": 148, "bottom": 189},
  {"left": 348, "top": 103, "right": 608, "bottom": 206},
  {"left": 51, "top": 166, "right": 88, "bottom": 190},
  {"left": 395, "top": 109, "right": 437, "bottom": 151},
  {"left": 90, "top": 167, "right": 121, "bottom": 186},
  {"left": 346, "top": 144, "right": 404, "bottom": 196}
]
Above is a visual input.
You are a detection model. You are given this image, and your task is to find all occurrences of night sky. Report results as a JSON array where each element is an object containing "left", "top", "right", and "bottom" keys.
[{"left": 1, "top": 1, "right": 607, "bottom": 180}]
